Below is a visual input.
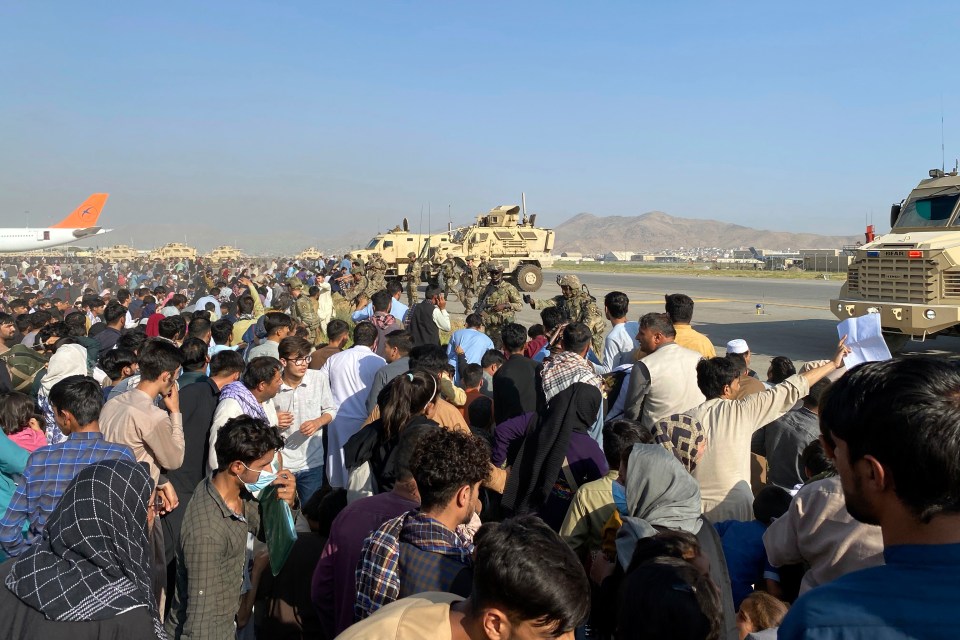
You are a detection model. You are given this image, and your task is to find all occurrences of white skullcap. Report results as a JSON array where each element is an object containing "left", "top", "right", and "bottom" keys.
[{"left": 726, "top": 339, "right": 749, "bottom": 354}]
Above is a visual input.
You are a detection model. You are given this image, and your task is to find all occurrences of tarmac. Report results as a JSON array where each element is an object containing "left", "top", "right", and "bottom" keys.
[{"left": 448, "top": 269, "right": 960, "bottom": 375}]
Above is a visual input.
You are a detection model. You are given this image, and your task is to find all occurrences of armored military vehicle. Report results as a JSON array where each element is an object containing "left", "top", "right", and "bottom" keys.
[
  {"left": 206, "top": 245, "right": 244, "bottom": 263},
  {"left": 296, "top": 247, "right": 323, "bottom": 262},
  {"left": 148, "top": 242, "right": 197, "bottom": 262},
  {"left": 831, "top": 168, "right": 960, "bottom": 349},
  {"left": 353, "top": 220, "right": 434, "bottom": 278},
  {"left": 420, "top": 204, "right": 555, "bottom": 292},
  {"left": 94, "top": 245, "right": 139, "bottom": 263}
]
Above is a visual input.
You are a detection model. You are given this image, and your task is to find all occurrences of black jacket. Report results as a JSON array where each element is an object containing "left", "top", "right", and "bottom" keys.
[
  {"left": 492, "top": 354, "right": 545, "bottom": 425},
  {"left": 408, "top": 301, "right": 440, "bottom": 347}
]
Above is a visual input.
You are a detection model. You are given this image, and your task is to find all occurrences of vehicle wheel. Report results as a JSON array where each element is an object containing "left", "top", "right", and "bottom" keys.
[
  {"left": 883, "top": 332, "right": 911, "bottom": 354},
  {"left": 515, "top": 264, "right": 543, "bottom": 292}
]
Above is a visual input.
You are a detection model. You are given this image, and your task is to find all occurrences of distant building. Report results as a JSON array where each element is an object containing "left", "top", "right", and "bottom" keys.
[{"left": 603, "top": 251, "right": 634, "bottom": 262}]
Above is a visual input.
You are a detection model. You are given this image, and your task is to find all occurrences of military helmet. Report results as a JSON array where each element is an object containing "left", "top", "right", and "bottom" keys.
[
  {"left": 466, "top": 255, "right": 476, "bottom": 261},
  {"left": 558, "top": 274, "right": 581, "bottom": 289},
  {"left": 287, "top": 277, "right": 304, "bottom": 290},
  {"left": 488, "top": 263, "right": 504, "bottom": 273},
  {"left": 407, "top": 252, "right": 416, "bottom": 258}
]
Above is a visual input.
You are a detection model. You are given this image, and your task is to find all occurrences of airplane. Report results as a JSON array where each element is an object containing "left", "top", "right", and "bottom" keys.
[{"left": 0, "top": 194, "right": 111, "bottom": 252}]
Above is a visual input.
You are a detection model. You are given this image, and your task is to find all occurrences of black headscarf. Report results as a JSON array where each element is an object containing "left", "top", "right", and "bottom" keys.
[
  {"left": 502, "top": 382, "right": 601, "bottom": 516},
  {"left": 4, "top": 459, "right": 165, "bottom": 639}
]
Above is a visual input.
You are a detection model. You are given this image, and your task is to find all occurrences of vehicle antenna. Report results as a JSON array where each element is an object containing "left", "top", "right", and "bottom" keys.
[{"left": 942, "top": 92, "right": 946, "bottom": 172}]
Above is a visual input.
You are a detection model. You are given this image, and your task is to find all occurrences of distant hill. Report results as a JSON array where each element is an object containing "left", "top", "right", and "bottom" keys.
[{"left": 553, "top": 211, "right": 860, "bottom": 254}]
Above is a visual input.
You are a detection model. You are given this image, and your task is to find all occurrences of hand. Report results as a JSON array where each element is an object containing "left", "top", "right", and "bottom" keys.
[
  {"left": 277, "top": 411, "right": 295, "bottom": 428},
  {"left": 832, "top": 335, "right": 851, "bottom": 368},
  {"left": 157, "top": 482, "right": 179, "bottom": 514},
  {"left": 162, "top": 382, "right": 180, "bottom": 414},
  {"left": 299, "top": 418, "right": 324, "bottom": 437},
  {"left": 272, "top": 469, "right": 297, "bottom": 508},
  {"left": 454, "top": 345, "right": 465, "bottom": 356},
  {"left": 588, "top": 552, "right": 616, "bottom": 585},
  {"left": 437, "top": 294, "right": 447, "bottom": 311}
]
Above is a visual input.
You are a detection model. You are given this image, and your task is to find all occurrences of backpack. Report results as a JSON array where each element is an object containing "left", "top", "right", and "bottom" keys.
[{"left": 0, "top": 345, "right": 49, "bottom": 395}]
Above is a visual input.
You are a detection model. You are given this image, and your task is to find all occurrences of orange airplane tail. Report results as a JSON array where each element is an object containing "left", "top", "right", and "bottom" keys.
[{"left": 50, "top": 193, "right": 109, "bottom": 228}]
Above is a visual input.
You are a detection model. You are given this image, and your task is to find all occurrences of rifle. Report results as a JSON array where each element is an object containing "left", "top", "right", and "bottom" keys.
[{"left": 473, "top": 283, "right": 496, "bottom": 314}]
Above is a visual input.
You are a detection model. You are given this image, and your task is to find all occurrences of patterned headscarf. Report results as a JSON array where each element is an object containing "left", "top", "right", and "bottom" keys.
[
  {"left": 5, "top": 459, "right": 165, "bottom": 639},
  {"left": 651, "top": 414, "right": 706, "bottom": 474}
]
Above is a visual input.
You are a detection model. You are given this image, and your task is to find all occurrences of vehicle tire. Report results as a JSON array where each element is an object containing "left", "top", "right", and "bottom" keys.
[
  {"left": 882, "top": 332, "right": 911, "bottom": 354},
  {"left": 515, "top": 264, "right": 543, "bottom": 292}
]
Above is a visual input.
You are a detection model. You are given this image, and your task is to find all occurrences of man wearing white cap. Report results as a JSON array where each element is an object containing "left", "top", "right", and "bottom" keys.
[{"left": 726, "top": 338, "right": 758, "bottom": 378}]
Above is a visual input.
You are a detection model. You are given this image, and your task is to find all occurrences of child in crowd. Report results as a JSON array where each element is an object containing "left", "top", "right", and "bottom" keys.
[
  {"left": 715, "top": 485, "right": 793, "bottom": 608},
  {"left": 0, "top": 392, "right": 46, "bottom": 452},
  {"left": 737, "top": 591, "right": 789, "bottom": 639}
]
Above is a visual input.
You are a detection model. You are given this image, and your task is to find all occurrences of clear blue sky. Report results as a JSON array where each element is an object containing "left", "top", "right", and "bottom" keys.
[{"left": 1, "top": 2, "right": 955, "bottom": 241}]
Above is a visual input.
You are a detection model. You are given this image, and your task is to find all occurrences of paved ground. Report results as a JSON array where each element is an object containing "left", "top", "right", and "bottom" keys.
[{"left": 445, "top": 268, "right": 960, "bottom": 374}]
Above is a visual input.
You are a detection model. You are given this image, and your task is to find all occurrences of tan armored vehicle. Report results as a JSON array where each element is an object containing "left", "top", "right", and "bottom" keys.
[
  {"left": 421, "top": 204, "right": 555, "bottom": 292},
  {"left": 149, "top": 242, "right": 197, "bottom": 262},
  {"left": 206, "top": 245, "right": 244, "bottom": 262},
  {"left": 94, "top": 245, "right": 139, "bottom": 262},
  {"left": 297, "top": 247, "right": 323, "bottom": 262},
  {"left": 832, "top": 168, "right": 960, "bottom": 348},
  {"left": 353, "top": 220, "right": 433, "bottom": 277}
]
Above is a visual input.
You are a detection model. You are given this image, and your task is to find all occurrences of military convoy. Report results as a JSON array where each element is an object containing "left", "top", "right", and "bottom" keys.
[
  {"left": 205, "top": 245, "right": 244, "bottom": 262},
  {"left": 94, "top": 245, "right": 140, "bottom": 262},
  {"left": 148, "top": 242, "right": 197, "bottom": 262},
  {"left": 353, "top": 204, "right": 555, "bottom": 292},
  {"left": 831, "top": 168, "right": 960, "bottom": 348}
]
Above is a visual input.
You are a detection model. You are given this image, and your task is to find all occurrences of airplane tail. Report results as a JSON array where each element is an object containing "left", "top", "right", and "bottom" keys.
[{"left": 50, "top": 193, "right": 109, "bottom": 229}]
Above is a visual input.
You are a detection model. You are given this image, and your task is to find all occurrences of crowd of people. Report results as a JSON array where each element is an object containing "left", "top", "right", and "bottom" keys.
[{"left": 0, "top": 253, "right": 956, "bottom": 640}]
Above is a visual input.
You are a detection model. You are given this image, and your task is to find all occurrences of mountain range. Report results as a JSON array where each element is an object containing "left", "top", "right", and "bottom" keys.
[{"left": 553, "top": 211, "right": 861, "bottom": 254}]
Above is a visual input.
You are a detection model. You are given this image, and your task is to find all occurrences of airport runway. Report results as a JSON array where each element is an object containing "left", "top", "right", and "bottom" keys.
[{"left": 455, "top": 269, "right": 960, "bottom": 373}]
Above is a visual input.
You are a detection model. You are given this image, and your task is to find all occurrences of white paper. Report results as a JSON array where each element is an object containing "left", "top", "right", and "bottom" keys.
[{"left": 837, "top": 313, "right": 892, "bottom": 368}]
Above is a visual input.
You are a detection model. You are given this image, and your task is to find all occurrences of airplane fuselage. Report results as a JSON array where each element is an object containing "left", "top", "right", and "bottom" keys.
[{"left": 0, "top": 227, "right": 110, "bottom": 252}]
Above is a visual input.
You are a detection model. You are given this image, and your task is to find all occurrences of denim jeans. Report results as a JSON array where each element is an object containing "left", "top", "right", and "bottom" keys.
[{"left": 293, "top": 465, "right": 325, "bottom": 505}]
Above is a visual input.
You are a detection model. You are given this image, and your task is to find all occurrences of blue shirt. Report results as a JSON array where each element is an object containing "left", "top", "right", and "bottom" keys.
[
  {"left": 352, "top": 298, "right": 408, "bottom": 324},
  {"left": 779, "top": 542, "right": 960, "bottom": 640},
  {"left": 714, "top": 519, "right": 779, "bottom": 608},
  {"left": 0, "top": 431, "right": 135, "bottom": 557},
  {"left": 446, "top": 328, "right": 495, "bottom": 385}
]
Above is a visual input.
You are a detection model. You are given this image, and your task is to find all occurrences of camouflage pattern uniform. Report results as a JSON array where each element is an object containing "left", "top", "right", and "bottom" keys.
[
  {"left": 366, "top": 253, "right": 388, "bottom": 295},
  {"left": 530, "top": 274, "right": 607, "bottom": 361},
  {"left": 295, "top": 291, "right": 321, "bottom": 345},
  {"left": 459, "top": 258, "right": 479, "bottom": 314},
  {"left": 351, "top": 273, "right": 369, "bottom": 303},
  {"left": 440, "top": 254, "right": 458, "bottom": 298},
  {"left": 404, "top": 252, "right": 421, "bottom": 306},
  {"left": 477, "top": 271, "right": 523, "bottom": 337}
]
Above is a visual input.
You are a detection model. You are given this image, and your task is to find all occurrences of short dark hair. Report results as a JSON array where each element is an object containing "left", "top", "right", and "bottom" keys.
[
  {"left": 279, "top": 335, "right": 312, "bottom": 360},
  {"left": 214, "top": 415, "right": 284, "bottom": 472},
  {"left": 472, "top": 515, "right": 590, "bottom": 634},
  {"left": 103, "top": 302, "right": 126, "bottom": 325},
  {"left": 501, "top": 323, "right": 527, "bottom": 353},
  {"left": 180, "top": 337, "right": 209, "bottom": 372},
  {"left": 753, "top": 485, "right": 792, "bottom": 525},
  {"left": 242, "top": 356, "right": 282, "bottom": 390},
  {"left": 100, "top": 348, "right": 138, "bottom": 380},
  {"left": 326, "top": 319, "right": 349, "bottom": 342},
  {"left": 467, "top": 395, "right": 494, "bottom": 433},
  {"left": 540, "top": 306, "right": 568, "bottom": 331},
  {"left": 481, "top": 349, "right": 506, "bottom": 369},
  {"left": 820, "top": 356, "right": 960, "bottom": 523},
  {"left": 237, "top": 295, "right": 255, "bottom": 315},
  {"left": 463, "top": 363, "right": 483, "bottom": 389},
  {"left": 49, "top": 375, "right": 104, "bottom": 426},
  {"left": 385, "top": 329, "right": 413, "bottom": 355},
  {"left": 116, "top": 288, "right": 131, "bottom": 304},
  {"left": 371, "top": 290, "right": 391, "bottom": 312},
  {"left": 116, "top": 329, "right": 148, "bottom": 355},
  {"left": 424, "top": 286, "right": 442, "bottom": 301},
  {"left": 188, "top": 316, "right": 212, "bottom": 338},
  {"left": 528, "top": 324, "right": 545, "bottom": 339},
  {"left": 639, "top": 312, "right": 676, "bottom": 338},
  {"left": 169, "top": 294, "right": 188, "bottom": 307},
  {"left": 29, "top": 309, "right": 52, "bottom": 330},
  {"left": 801, "top": 438, "right": 834, "bottom": 478},
  {"left": 353, "top": 321, "right": 377, "bottom": 347},
  {"left": 664, "top": 293, "right": 695, "bottom": 323},
  {"left": 211, "top": 319, "right": 233, "bottom": 345},
  {"left": 158, "top": 315, "right": 186, "bottom": 341},
  {"left": 696, "top": 357, "right": 742, "bottom": 400},
  {"left": 465, "top": 313, "right": 484, "bottom": 329},
  {"left": 210, "top": 350, "right": 245, "bottom": 378},
  {"left": 562, "top": 322, "right": 592, "bottom": 354},
  {"left": 805, "top": 377, "right": 831, "bottom": 408},
  {"left": 604, "top": 291, "right": 629, "bottom": 319},
  {"left": 768, "top": 355, "right": 796, "bottom": 384},
  {"left": 63, "top": 311, "right": 88, "bottom": 337},
  {"left": 138, "top": 338, "right": 184, "bottom": 381},
  {"left": 408, "top": 344, "right": 448, "bottom": 375},
  {"left": 263, "top": 312, "right": 293, "bottom": 337},
  {"left": 602, "top": 419, "right": 651, "bottom": 469},
  {"left": 410, "top": 429, "right": 490, "bottom": 511},
  {"left": 725, "top": 352, "right": 748, "bottom": 375},
  {"left": 386, "top": 280, "right": 403, "bottom": 297}
]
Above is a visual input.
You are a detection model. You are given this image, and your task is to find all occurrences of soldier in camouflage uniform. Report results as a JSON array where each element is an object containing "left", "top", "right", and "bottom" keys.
[
  {"left": 526, "top": 274, "right": 607, "bottom": 362},
  {"left": 477, "top": 264, "right": 522, "bottom": 342},
  {"left": 459, "top": 256, "right": 479, "bottom": 314},
  {"left": 366, "top": 252, "right": 388, "bottom": 295},
  {"left": 404, "top": 251, "right": 421, "bottom": 306},
  {"left": 440, "top": 253, "right": 458, "bottom": 298},
  {"left": 351, "top": 270, "right": 369, "bottom": 304}
]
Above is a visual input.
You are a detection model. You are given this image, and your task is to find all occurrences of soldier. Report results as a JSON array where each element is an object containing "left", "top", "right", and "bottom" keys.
[
  {"left": 440, "top": 253, "right": 458, "bottom": 298},
  {"left": 366, "top": 252, "right": 387, "bottom": 295},
  {"left": 351, "top": 270, "right": 369, "bottom": 305},
  {"left": 295, "top": 283, "right": 322, "bottom": 345},
  {"left": 525, "top": 274, "right": 606, "bottom": 361},
  {"left": 476, "top": 254, "right": 490, "bottom": 286},
  {"left": 404, "top": 251, "right": 421, "bottom": 306},
  {"left": 477, "top": 264, "right": 522, "bottom": 342},
  {"left": 459, "top": 256, "right": 479, "bottom": 314}
]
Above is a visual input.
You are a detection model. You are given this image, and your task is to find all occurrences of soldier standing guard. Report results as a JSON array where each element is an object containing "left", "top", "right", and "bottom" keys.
[
  {"left": 476, "top": 263, "right": 522, "bottom": 343},
  {"left": 459, "top": 256, "right": 479, "bottom": 314},
  {"left": 525, "top": 274, "right": 606, "bottom": 361},
  {"left": 404, "top": 251, "right": 420, "bottom": 306}
]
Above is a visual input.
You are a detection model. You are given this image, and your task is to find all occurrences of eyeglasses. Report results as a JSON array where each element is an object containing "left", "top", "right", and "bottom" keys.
[{"left": 284, "top": 356, "right": 312, "bottom": 366}]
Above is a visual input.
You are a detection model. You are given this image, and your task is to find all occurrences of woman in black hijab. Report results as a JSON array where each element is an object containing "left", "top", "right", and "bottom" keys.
[
  {"left": 0, "top": 458, "right": 165, "bottom": 640},
  {"left": 502, "top": 382, "right": 608, "bottom": 530}
]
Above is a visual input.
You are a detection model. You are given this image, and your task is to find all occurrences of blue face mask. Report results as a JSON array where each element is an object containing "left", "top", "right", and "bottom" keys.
[
  {"left": 612, "top": 480, "right": 628, "bottom": 517},
  {"left": 237, "top": 462, "right": 278, "bottom": 494}
]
